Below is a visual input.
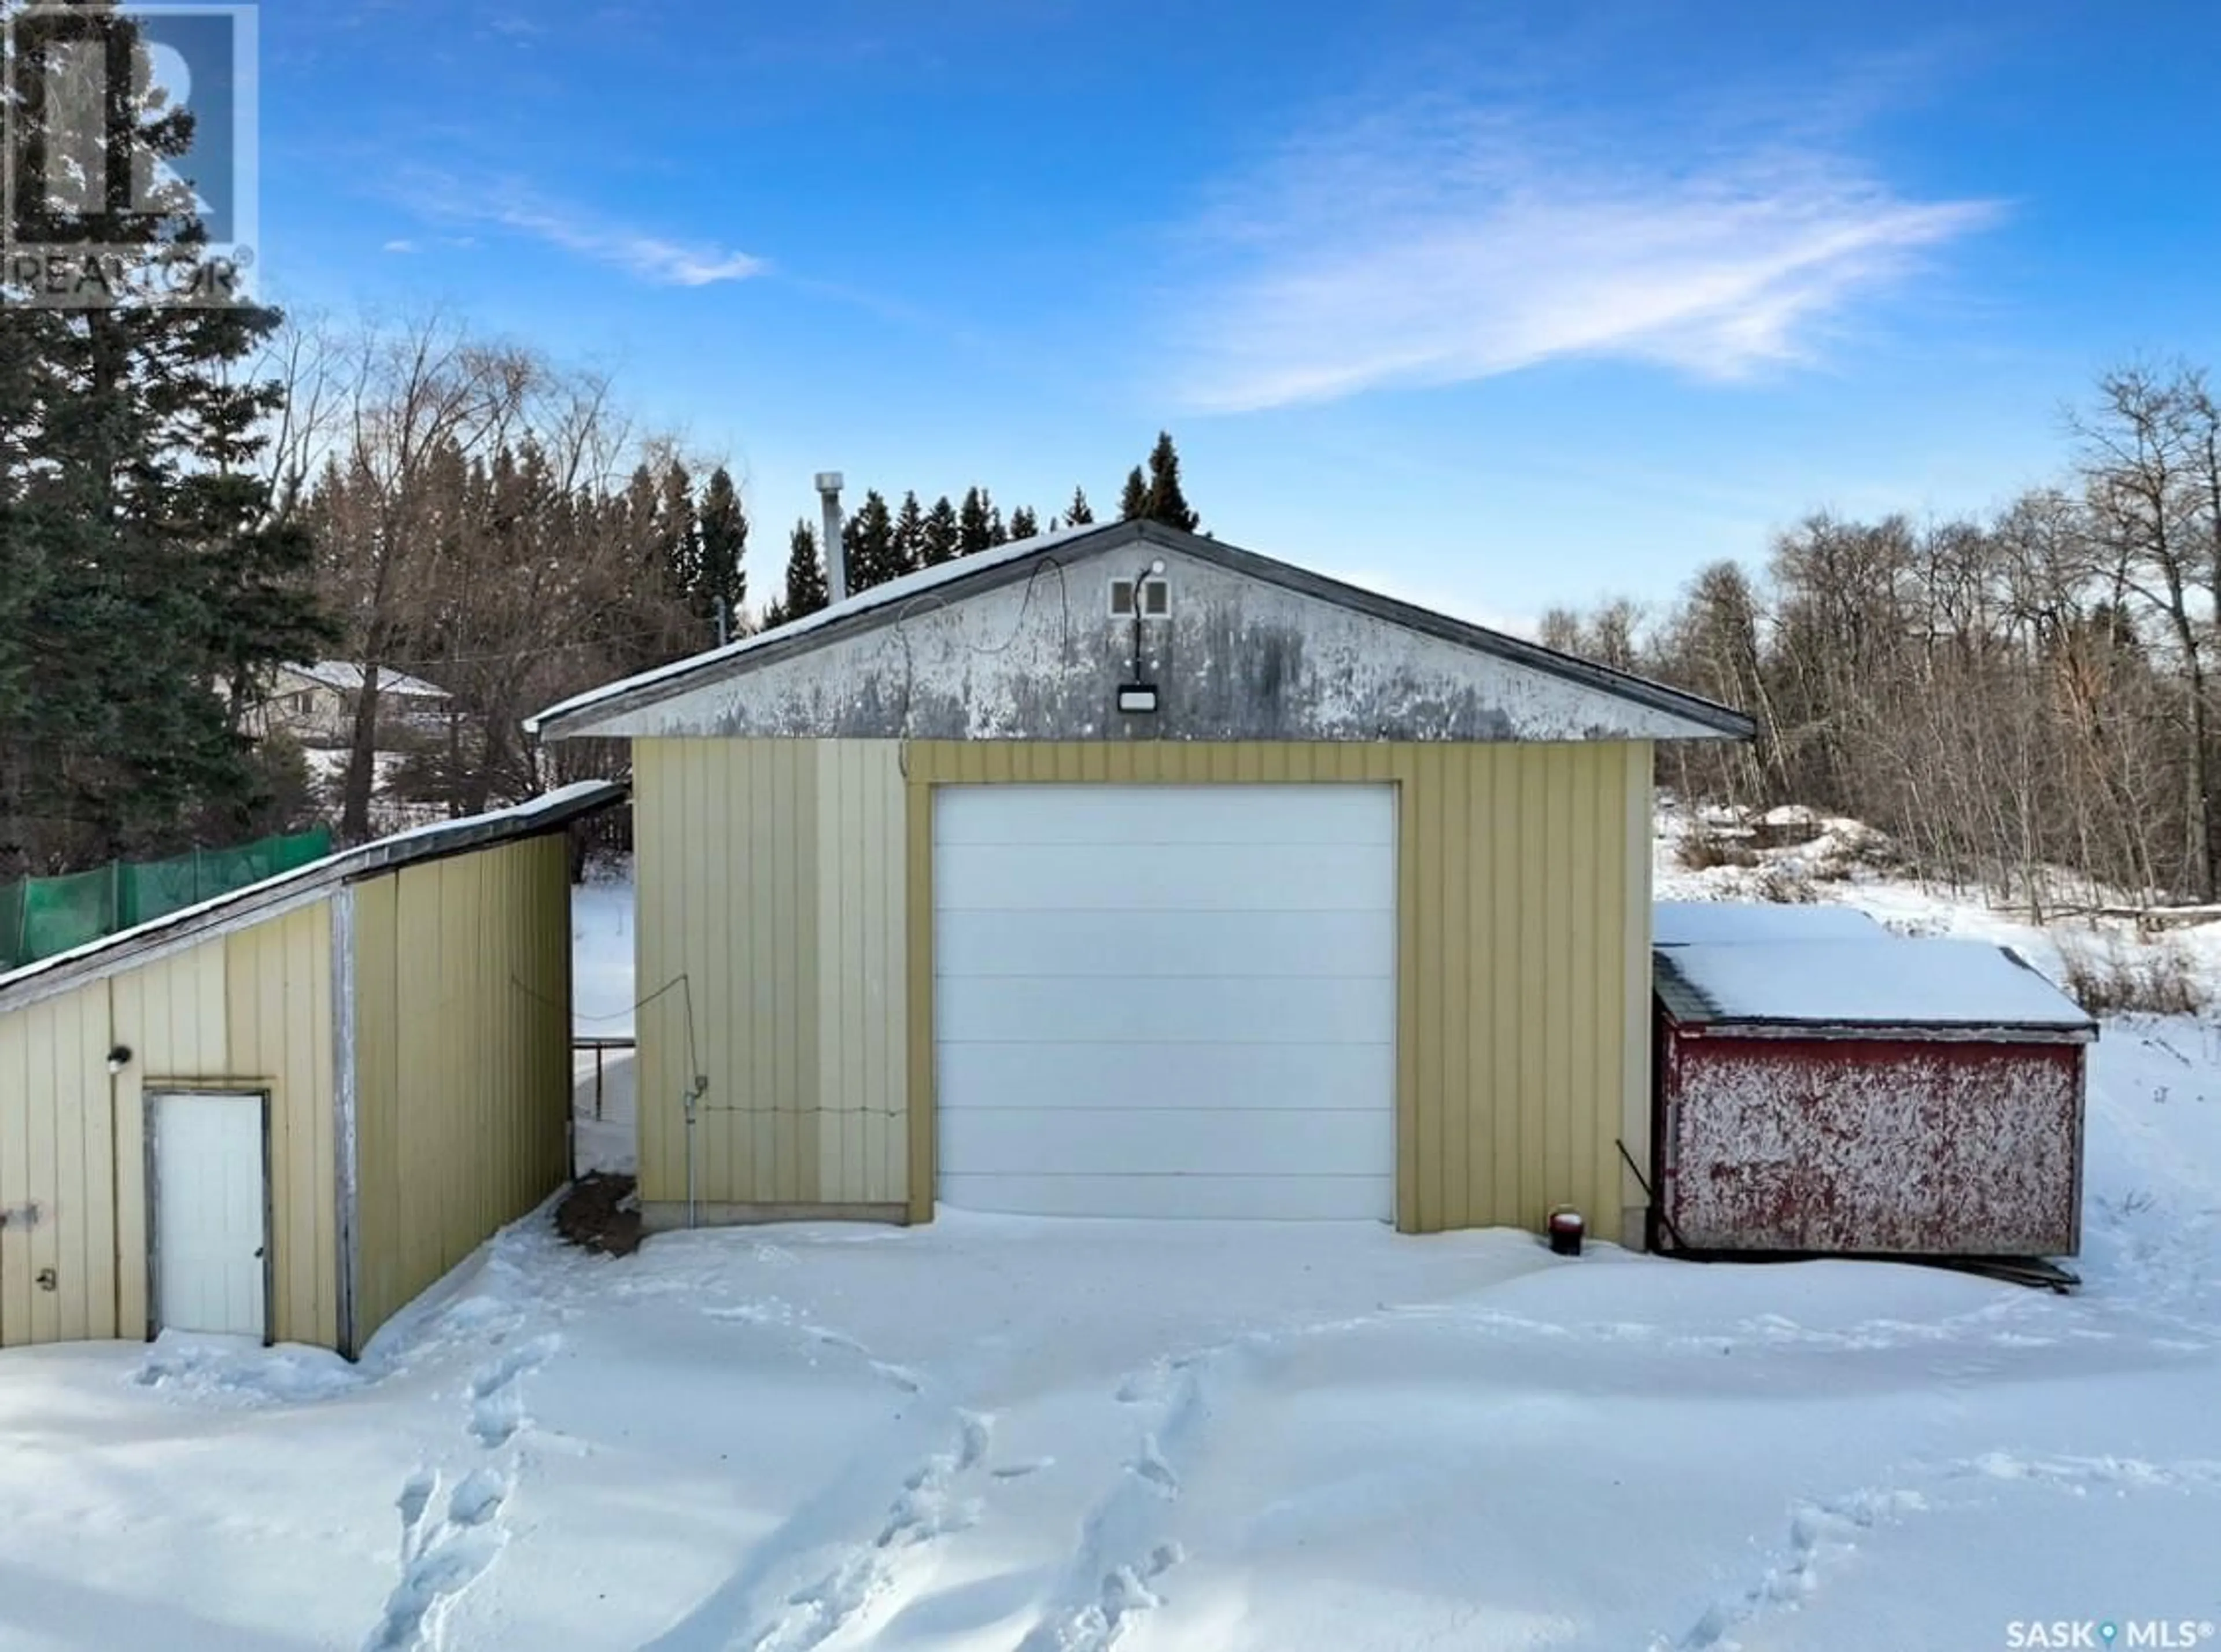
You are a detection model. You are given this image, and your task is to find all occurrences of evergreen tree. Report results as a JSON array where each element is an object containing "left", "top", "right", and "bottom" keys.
[
  {"left": 1008, "top": 506, "right": 1041, "bottom": 540},
  {"left": 1065, "top": 486, "right": 1095, "bottom": 526},
  {"left": 988, "top": 504, "right": 1009, "bottom": 547},
  {"left": 774, "top": 520, "right": 830, "bottom": 624},
  {"left": 892, "top": 491, "right": 928, "bottom": 579},
  {"left": 841, "top": 489, "right": 899, "bottom": 592},
  {"left": 695, "top": 466, "right": 749, "bottom": 633},
  {"left": 0, "top": 6, "right": 333, "bottom": 869},
  {"left": 1139, "top": 431, "right": 1201, "bottom": 532},
  {"left": 958, "top": 486, "right": 996, "bottom": 556},
  {"left": 655, "top": 461, "right": 702, "bottom": 616},
  {"left": 922, "top": 496, "right": 962, "bottom": 566},
  {"left": 1119, "top": 467, "right": 1150, "bottom": 521}
]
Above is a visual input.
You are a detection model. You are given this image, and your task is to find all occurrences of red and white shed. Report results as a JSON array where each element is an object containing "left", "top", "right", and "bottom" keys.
[{"left": 1651, "top": 927, "right": 2097, "bottom": 1258}]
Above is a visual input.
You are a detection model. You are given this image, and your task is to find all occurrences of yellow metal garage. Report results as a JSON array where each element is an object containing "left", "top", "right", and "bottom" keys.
[
  {"left": 531, "top": 520, "right": 1749, "bottom": 1246},
  {"left": 0, "top": 785, "right": 620, "bottom": 1358}
]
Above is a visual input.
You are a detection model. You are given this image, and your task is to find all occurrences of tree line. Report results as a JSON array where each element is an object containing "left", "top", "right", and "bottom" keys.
[
  {"left": 205, "top": 311, "right": 1214, "bottom": 847},
  {"left": 5, "top": 273, "right": 1207, "bottom": 867},
  {"left": 763, "top": 430, "right": 1203, "bottom": 626},
  {"left": 1544, "top": 363, "right": 2221, "bottom": 914}
]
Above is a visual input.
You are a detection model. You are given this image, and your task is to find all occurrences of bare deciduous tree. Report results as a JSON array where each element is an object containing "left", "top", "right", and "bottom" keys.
[{"left": 1551, "top": 361, "right": 2221, "bottom": 914}]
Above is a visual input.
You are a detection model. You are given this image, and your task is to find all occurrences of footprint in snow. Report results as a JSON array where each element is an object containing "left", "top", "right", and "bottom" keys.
[
  {"left": 465, "top": 1333, "right": 560, "bottom": 1449},
  {"left": 395, "top": 1468, "right": 438, "bottom": 1554},
  {"left": 364, "top": 1468, "right": 512, "bottom": 1651},
  {"left": 446, "top": 1468, "right": 509, "bottom": 1528},
  {"left": 1128, "top": 1440, "right": 1179, "bottom": 1499}
]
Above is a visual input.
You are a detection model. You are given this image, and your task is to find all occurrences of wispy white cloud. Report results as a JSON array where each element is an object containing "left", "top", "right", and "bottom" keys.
[
  {"left": 1176, "top": 101, "right": 2002, "bottom": 412},
  {"left": 489, "top": 198, "right": 768, "bottom": 287},
  {"left": 382, "top": 238, "right": 419, "bottom": 254},
  {"left": 399, "top": 171, "right": 768, "bottom": 288}
]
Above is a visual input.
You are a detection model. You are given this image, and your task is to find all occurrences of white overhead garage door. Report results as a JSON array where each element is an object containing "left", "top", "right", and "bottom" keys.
[{"left": 934, "top": 785, "right": 1397, "bottom": 1219}]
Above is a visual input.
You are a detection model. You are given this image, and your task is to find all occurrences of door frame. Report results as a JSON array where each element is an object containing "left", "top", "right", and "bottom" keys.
[{"left": 143, "top": 1086, "right": 276, "bottom": 1347}]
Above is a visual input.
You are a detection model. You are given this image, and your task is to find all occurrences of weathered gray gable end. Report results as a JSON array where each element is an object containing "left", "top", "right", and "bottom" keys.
[{"left": 559, "top": 545, "right": 1730, "bottom": 743}]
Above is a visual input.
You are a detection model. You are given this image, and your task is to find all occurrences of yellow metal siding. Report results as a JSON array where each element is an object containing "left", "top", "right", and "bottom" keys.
[
  {"left": 898, "top": 740, "right": 1654, "bottom": 1236},
  {"left": 634, "top": 738, "right": 910, "bottom": 1214},
  {"left": 350, "top": 836, "right": 572, "bottom": 1349},
  {"left": 225, "top": 904, "right": 338, "bottom": 1348},
  {"left": 0, "top": 909, "right": 340, "bottom": 1351},
  {"left": 0, "top": 985, "right": 109, "bottom": 1346},
  {"left": 814, "top": 741, "right": 908, "bottom": 1205},
  {"left": 352, "top": 875, "right": 401, "bottom": 1346}
]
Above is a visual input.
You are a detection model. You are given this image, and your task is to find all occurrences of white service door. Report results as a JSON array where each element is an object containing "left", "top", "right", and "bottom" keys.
[
  {"left": 153, "top": 1093, "right": 268, "bottom": 1338},
  {"left": 934, "top": 785, "right": 1396, "bottom": 1219}
]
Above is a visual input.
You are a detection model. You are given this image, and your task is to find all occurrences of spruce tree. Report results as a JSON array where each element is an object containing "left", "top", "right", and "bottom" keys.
[
  {"left": 1065, "top": 486, "right": 1095, "bottom": 526},
  {"left": 922, "top": 496, "right": 962, "bottom": 566},
  {"left": 1008, "top": 506, "right": 1041, "bottom": 540},
  {"left": 776, "top": 521, "right": 830, "bottom": 623},
  {"left": 695, "top": 466, "right": 749, "bottom": 632},
  {"left": 1141, "top": 432, "right": 1201, "bottom": 532},
  {"left": 842, "top": 489, "right": 898, "bottom": 592},
  {"left": 656, "top": 462, "right": 702, "bottom": 616},
  {"left": 0, "top": 5, "right": 332, "bottom": 868},
  {"left": 1119, "top": 467, "right": 1150, "bottom": 522},
  {"left": 958, "top": 486, "right": 995, "bottom": 556},
  {"left": 892, "top": 491, "right": 928, "bottom": 579}
]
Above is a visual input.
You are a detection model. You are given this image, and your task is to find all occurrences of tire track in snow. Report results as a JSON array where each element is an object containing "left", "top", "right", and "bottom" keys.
[{"left": 362, "top": 1329, "right": 561, "bottom": 1651}]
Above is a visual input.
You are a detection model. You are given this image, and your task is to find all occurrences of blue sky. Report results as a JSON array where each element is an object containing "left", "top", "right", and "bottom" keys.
[{"left": 260, "top": 0, "right": 2221, "bottom": 629}]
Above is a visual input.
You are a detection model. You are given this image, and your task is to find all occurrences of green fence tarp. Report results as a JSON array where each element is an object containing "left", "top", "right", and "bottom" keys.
[{"left": 0, "top": 826, "right": 333, "bottom": 974}]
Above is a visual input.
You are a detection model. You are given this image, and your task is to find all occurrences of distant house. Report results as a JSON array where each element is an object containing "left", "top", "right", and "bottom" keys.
[{"left": 248, "top": 662, "right": 453, "bottom": 748}]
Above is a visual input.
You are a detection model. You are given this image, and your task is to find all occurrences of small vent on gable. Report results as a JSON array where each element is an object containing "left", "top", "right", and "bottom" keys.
[{"left": 1111, "top": 577, "right": 1171, "bottom": 619}]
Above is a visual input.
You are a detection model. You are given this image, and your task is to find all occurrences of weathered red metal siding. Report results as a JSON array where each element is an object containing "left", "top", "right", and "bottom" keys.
[{"left": 1659, "top": 1028, "right": 2083, "bottom": 1256}]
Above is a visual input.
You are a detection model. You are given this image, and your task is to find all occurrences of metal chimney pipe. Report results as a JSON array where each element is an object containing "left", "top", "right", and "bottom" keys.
[{"left": 814, "top": 471, "right": 848, "bottom": 605}]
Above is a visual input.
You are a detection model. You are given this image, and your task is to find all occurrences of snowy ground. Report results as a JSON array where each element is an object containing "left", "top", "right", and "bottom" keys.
[{"left": 3, "top": 837, "right": 2220, "bottom": 1649}]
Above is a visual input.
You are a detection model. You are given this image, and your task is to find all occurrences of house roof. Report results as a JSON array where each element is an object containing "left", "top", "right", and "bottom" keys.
[
  {"left": 1654, "top": 901, "right": 1890, "bottom": 947},
  {"left": 286, "top": 661, "right": 451, "bottom": 700},
  {"left": 1653, "top": 938, "right": 2097, "bottom": 1037},
  {"left": 0, "top": 782, "right": 626, "bottom": 1016},
  {"left": 527, "top": 520, "right": 1755, "bottom": 742}
]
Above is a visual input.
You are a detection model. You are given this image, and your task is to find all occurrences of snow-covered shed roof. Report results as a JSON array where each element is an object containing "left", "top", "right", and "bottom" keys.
[
  {"left": 1654, "top": 901, "right": 1890, "bottom": 947},
  {"left": 0, "top": 782, "right": 626, "bottom": 1015},
  {"left": 1653, "top": 939, "right": 2097, "bottom": 1037},
  {"left": 527, "top": 520, "right": 1755, "bottom": 743},
  {"left": 285, "top": 661, "right": 451, "bottom": 701}
]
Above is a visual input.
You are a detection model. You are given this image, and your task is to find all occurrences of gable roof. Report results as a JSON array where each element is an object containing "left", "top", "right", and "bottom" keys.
[
  {"left": 527, "top": 520, "right": 1754, "bottom": 742},
  {"left": 0, "top": 782, "right": 625, "bottom": 1017}
]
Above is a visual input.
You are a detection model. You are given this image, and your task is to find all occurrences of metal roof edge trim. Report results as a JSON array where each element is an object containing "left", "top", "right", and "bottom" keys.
[{"left": 0, "top": 780, "right": 629, "bottom": 1016}]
